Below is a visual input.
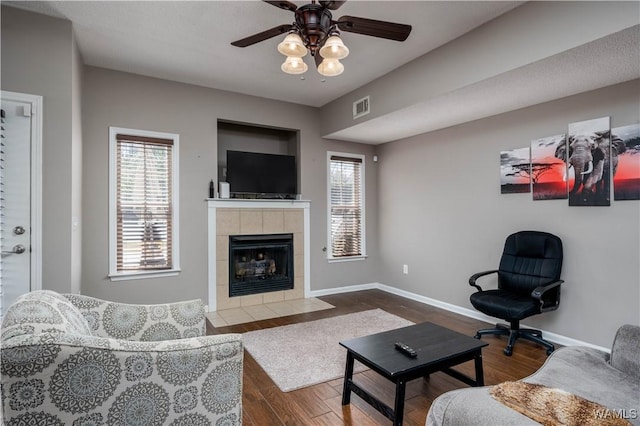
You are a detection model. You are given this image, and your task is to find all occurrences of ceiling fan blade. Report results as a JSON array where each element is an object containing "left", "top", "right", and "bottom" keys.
[
  {"left": 231, "top": 24, "right": 293, "bottom": 48},
  {"left": 319, "top": 1, "right": 346, "bottom": 10},
  {"left": 336, "top": 15, "right": 412, "bottom": 41},
  {"left": 262, "top": 0, "right": 298, "bottom": 13}
]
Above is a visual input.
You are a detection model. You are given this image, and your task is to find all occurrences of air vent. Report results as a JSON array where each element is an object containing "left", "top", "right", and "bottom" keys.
[{"left": 353, "top": 96, "right": 370, "bottom": 119}]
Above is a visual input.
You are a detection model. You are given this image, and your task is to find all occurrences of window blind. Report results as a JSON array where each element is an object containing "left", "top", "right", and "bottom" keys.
[
  {"left": 329, "top": 155, "right": 363, "bottom": 257},
  {"left": 116, "top": 134, "right": 173, "bottom": 271}
]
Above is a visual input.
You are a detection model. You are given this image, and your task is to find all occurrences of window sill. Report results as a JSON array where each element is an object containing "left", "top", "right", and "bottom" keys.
[
  {"left": 327, "top": 255, "right": 368, "bottom": 264},
  {"left": 109, "top": 269, "right": 181, "bottom": 282}
]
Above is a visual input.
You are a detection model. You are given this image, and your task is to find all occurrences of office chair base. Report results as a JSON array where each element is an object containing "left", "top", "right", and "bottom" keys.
[{"left": 474, "top": 322, "right": 555, "bottom": 356}]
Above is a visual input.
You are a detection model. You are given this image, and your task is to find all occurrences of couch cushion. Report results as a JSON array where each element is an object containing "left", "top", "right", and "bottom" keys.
[{"left": 610, "top": 324, "right": 640, "bottom": 381}]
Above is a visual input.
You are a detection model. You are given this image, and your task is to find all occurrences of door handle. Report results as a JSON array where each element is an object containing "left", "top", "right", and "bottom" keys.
[{"left": 1, "top": 244, "right": 26, "bottom": 255}]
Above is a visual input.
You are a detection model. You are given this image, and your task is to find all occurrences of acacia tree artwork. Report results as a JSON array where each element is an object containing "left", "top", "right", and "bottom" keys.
[
  {"left": 500, "top": 147, "right": 531, "bottom": 194},
  {"left": 530, "top": 134, "right": 568, "bottom": 201}
]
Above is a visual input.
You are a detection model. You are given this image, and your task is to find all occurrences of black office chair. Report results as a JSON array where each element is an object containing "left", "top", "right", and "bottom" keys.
[{"left": 469, "top": 231, "right": 563, "bottom": 356}]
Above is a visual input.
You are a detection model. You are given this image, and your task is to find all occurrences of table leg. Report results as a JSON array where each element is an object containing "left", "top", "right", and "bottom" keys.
[
  {"left": 393, "top": 379, "right": 407, "bottom": 426},
  {"left": 342, "top": 351, "right": 355, "bottom": 405},
  {"left": 474, "top": 350, "right": 485, "bottom": 386}
]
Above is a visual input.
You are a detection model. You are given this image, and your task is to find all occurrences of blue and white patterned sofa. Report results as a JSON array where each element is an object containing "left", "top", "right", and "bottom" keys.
[{"left": 1, "top": 290, "right": 243, "bottom": 425}]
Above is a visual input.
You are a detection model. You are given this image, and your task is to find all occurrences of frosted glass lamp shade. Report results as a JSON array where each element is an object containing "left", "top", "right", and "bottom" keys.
[
  {"left": 319, "top": 35, "right": 349, "bottom": 60},
  {"left": 277, "top": 33, "right": 307, "bottom": 57},
  {"left": 281, "top": 56, "right": 308, "bottom": 74},
  {"left": 317, "top": 58, "right": 344, "bottom": 77}
]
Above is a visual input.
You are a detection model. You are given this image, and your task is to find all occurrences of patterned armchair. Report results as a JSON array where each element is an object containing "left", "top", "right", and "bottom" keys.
[{"left": 1, "top": 290, "right": 243, "bottom": 425}]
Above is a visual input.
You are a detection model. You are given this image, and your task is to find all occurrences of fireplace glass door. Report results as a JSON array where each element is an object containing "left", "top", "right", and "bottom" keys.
[{"left": 229, "top": 233, "right": 294, "bottom": 297}]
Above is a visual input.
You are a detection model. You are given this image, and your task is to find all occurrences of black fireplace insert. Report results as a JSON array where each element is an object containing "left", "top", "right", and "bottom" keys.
[{"left": 228, "top": 233, "right": 294, "bottom": 297}]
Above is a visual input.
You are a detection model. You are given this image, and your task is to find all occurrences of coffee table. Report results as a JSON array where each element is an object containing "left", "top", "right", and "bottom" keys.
[{"left": 340, "top": 321, "right": 488, "bottom": 426}]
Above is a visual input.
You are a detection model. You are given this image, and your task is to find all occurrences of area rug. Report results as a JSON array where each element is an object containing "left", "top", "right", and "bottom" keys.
[{"left": 242, "top": 309, "right": 414, "bottom": 392}]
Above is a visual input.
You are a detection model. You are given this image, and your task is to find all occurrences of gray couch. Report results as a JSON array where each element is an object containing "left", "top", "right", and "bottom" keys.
[
  {"left": 1, "top": 290, "right": 243, "bottom": 425},
  {"left": 427, "top": 324, "right": 640, "bottom": 425}
]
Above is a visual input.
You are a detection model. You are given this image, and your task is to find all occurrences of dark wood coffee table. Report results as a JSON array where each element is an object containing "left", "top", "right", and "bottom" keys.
[{"left": 340, "top": 321, "right": 488, "bottom": 426}]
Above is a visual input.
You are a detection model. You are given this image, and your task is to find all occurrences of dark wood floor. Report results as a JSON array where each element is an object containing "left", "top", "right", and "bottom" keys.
[{"left": 207, "top": 289, "right": 551, "bottom": 426}]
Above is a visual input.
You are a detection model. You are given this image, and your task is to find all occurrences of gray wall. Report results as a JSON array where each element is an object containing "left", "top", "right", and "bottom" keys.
[
  {"left": 1, "top": 6, "right": 81, "bottom": 294},
  {"left": 376, "top": 80, "right": 640, "bottom": 347},
  {"left": 71, "top": 36, "right": 84, "bottom": 294},
  {"left": 5, "top": 5, "right": 637, "bottom": 348},
  {"left": 81, "top": 67, "right": 379, "bottom": 304}
]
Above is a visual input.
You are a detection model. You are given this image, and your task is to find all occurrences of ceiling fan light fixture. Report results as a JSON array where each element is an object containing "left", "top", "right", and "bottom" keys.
[
  {"left": 317, "top": 58, "right": 344, "bottom": 77},
  {"left": 319, "top": 34, "right": 349, "bottom": 60},
  {"left": 281, "top": 56, "right": 308, "bottom": 74},
  {"left": 277, "top": 32, "right": 307, "bottom": 57}
]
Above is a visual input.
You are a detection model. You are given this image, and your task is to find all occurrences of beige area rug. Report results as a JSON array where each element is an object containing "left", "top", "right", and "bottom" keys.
[{"left": 242, "top": 309, "right": 414, "bottom": 392}]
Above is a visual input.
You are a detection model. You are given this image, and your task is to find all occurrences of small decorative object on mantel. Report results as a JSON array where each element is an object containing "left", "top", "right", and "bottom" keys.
[
  {"left": 500, "top": 147, "right": 531, "bottom": 194},
  {"left": 209, "top": 179, "right": 215, "bottom": 198},
  {"left": 219, "top": 182, "right": 230, "bottom": 199}
]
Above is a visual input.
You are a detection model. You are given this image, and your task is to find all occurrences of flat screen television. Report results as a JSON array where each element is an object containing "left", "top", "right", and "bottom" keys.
[{"left": 226, "top": 150, "right": 297, "bottom": 199}]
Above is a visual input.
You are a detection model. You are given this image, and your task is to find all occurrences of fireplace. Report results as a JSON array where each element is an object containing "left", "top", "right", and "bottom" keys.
[
  {"left": 208, "top": 200, "right": 310, "bottom": 311},
  {"left": 229, "top": 233, "right": 294, "bottom": 297}
]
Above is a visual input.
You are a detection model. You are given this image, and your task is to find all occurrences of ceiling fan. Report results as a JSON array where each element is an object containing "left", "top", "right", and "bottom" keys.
[{"left": 231, "top": 0, "right": 412, "bottom": 76}]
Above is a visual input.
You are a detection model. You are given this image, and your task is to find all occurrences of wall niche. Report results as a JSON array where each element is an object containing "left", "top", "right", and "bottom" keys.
[{"left": 217, "top": 120, "right": 300, "bottom": 188}]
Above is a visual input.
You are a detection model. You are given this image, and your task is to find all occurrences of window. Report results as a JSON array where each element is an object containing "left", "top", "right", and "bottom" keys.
[
  {"left": 327, "top": 152, "right": 366, "bottom": 261},
  {"left": 109, "top": 127, "right": 180, "bottom": 280}
]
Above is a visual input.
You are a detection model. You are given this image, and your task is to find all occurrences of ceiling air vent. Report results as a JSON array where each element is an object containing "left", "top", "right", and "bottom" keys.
[{"left": 353, "top": 96, "right": 370, "bottom": 119}]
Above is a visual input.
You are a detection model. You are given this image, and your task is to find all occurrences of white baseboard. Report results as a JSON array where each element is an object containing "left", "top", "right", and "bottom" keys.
[
  {"left": 309, "top": 283, "right": 379, "bottom": 297},
  {"left": 309, "top": 282, "right": 610, "bottom": 353}
]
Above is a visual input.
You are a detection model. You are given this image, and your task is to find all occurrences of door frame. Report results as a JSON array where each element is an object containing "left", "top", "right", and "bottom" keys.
[{"left": 1, "top": 90, "right": 43, "bottom": 293}]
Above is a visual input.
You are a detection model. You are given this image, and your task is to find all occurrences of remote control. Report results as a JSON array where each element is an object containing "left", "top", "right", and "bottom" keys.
[{"left": 394, "top": 342, "right": 417, "bottom": 358}]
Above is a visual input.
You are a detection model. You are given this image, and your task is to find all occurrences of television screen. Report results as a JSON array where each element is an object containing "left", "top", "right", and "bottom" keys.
[{"left": 226, "top": 150, "right": 297, "bottom": 198}]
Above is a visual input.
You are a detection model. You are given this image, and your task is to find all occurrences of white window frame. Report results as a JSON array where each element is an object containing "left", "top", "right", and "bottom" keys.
[
  {"left": 326, "top": 151, "right": 367, "bottom": 263},
  {"left": 108, "top": 126, "right": 180, "bottom": 281}
]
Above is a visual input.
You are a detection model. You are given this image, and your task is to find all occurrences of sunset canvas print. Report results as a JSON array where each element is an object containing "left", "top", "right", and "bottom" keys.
[
  {"left": 531, "top": 134, "right": 567, "bottom": 200},
  {"left": 612, "top": 123, "right": 640, "bottom": 201},
  {"left": 500, "top": 147, "right": 531, "bottom": 194}
]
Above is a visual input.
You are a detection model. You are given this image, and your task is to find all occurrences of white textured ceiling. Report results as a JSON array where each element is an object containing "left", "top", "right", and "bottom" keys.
[
  {"left": 8, "top": 0, "right": 522, "bottom": 107},
  {"left": 6, "top": 1, "right": 639, "bottom": 144}
]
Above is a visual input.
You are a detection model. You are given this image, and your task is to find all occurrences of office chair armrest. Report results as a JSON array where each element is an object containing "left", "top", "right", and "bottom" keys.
[
  {"left": 531, "top": 279, "right": 564, "bottom": 311},
  {"left": 468, "top": 270, "right": 499, "bottom": 292}
]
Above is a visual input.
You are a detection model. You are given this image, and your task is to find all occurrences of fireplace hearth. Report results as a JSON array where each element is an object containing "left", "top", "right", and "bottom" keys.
[{"left": 229, "top": 233, "right": 294, "bottom": 297}]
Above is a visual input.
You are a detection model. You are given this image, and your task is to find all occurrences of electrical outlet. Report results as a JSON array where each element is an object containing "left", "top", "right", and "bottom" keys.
[{"left": 403, "top": 264, "right": 409, "bottom": 274}]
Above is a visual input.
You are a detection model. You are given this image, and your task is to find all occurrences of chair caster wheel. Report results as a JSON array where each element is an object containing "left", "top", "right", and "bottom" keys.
[
  {"left": 503, "top": 347, "right": 513, "bottom": 356},
  {"left": 546, "top": 349, "right": 554, "bottom": 356},
  {"left": 474, "top": 334, "right": 481, "bottom": 339}
]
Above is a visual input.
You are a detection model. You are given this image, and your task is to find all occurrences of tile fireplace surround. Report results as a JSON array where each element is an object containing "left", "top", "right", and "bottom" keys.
[{"left": 207, "top": 199, "right": 311, "bottom": 311}]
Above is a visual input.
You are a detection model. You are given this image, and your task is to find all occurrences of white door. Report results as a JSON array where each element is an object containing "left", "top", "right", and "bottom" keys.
[{"left": 0, "top": 91, "right": 42, "bottom": 318}]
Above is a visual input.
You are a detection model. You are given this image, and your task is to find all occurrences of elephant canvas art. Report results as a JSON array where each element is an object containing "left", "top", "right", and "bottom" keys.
[{"left": 555, "top": 117, "right": 613, "bottom": 206}]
